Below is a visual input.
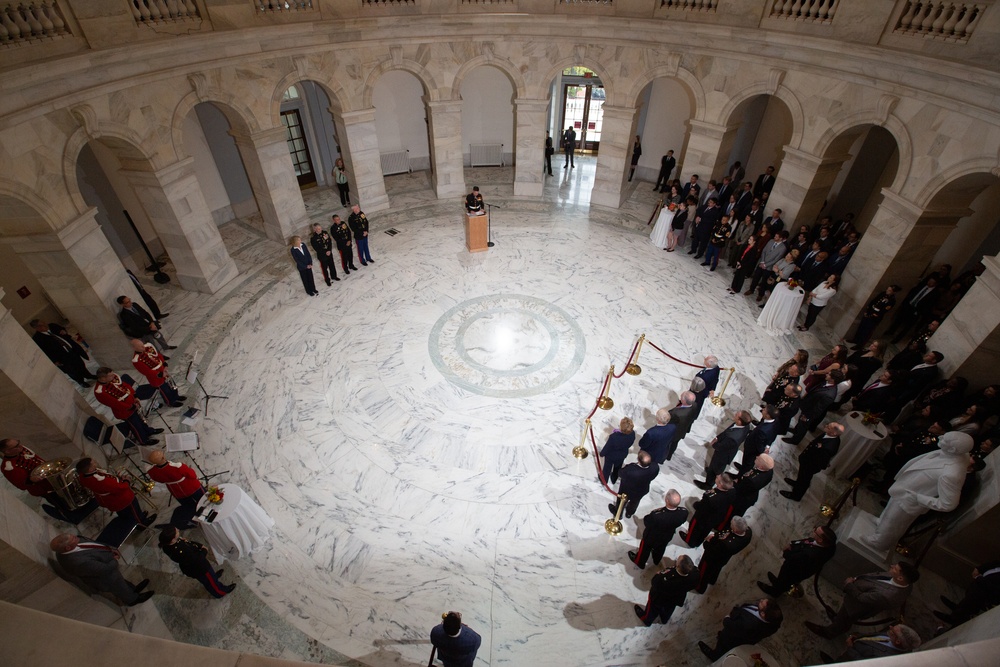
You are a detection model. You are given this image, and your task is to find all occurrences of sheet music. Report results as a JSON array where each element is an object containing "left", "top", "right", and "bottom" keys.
[{"left": 165, "top": 432, "right": 199, "bottom": 452}]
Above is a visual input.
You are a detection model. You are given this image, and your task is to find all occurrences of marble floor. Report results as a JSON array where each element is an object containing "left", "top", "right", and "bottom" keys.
[{"left": 64, "top": 158, "right": 963, "bottom": 666}]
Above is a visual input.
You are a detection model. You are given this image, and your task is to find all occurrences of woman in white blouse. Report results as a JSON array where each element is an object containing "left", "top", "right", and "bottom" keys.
[{"left": 798, "top": 274, "right": 838, "bottom": 331}]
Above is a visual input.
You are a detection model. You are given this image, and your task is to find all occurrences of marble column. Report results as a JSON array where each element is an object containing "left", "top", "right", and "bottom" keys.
[
  {"left": 930, "top": 255, "right": 1000, "bottom": 382},
  {"left": 767, "top": 146, "right": 851, "bottom": 226},
  {"left": 2, "top": 209, "right": 133, "bottom": 368},
  {"left": 230, "top": 126, "right": 309, "bottom": 242},
  {"left": 513, "top": 99, "right": 548, "bottom": 198},
  {"left": 824, "top": 190, "right": 962, "bottom": 338},
  {"left": 339, "top": 108, "right": 389, "bottom": 213},
  {"left": 0, "top": 290, "right": 95, "bottom": 450},
  {"left": 121, "top": 158, "right": 238, "bottom": 294},
  {"left": 426, "top": 100, "right": 467, "bottom": 200},
  {"left": 682, "top": 119, "right": 739, "bottom": 183},
  {"left": 591, "top": 105, "right": 637, "bottom": 209}
]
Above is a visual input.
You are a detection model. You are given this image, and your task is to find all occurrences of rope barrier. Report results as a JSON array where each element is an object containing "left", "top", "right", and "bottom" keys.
[
  {"left": 584, "top": 369, "right": 613, "bottom": 421},
  {"left": 612, "top": 337, "right": 643, "bottom": 379},
  {"left": 646, "top": 341, "right": 707, "bottom": 369}
]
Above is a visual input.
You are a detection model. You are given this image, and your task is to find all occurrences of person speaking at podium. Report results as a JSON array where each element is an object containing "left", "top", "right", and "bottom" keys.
[{"left": 465, "top": 186, "right": 485, "bottom": 215}]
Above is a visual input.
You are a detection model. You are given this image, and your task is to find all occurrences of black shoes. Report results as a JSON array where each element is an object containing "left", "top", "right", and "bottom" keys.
[
  {"left": 361, "top": 261, "right": 368, "bottom": 266},
  {"left": 779, "top": 490, "right": 801, "bottom": 501},
  {"left": 694, "top": 479, "right": 712, "bottom": 491},
  {"left": 128, "top": 590, "right": 155, "bottom": 606},
  {"left": 151, "top": 428, "right": 165, "bottom": 435},
  {"left": 757, "top": 581, "right": 778, "bottom": 596},
  {"left": 166, "top": 345, "right": 178, "bottom": 350},
  {"left": 134, "top": 578, "right": 150, "bottom": 593},
  {"left": 333, "top": 277, "right": 341, "bottom": 281},
  {"left": 634, "top": 604, "right": 651, "bottom": 626},
  {"left": 627, "top": 551, "right": 645, "bottom": 569},
  {"left": 783, "top": 477, "right": 795, "bottom": 485},
  {"left": 941, "top": 595, "right": 957, "bottom": 609},
  {"left": 159, "top": 313, "right": 170, "bottom": 318},
  {"left": 698, "top": 642, "right": 716, "bottom": 660},
  {"left": 608, "top": 503, "right": 617, "bottom": 515}
]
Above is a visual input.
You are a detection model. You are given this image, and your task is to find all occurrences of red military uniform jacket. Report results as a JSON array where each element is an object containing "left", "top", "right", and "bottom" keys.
[
  {"left": 2, "top": 447, "right": 52, "bottom": 496},
  {"left": 147, "top": 460, "right": 201, "bottom": 499},
  {"left": 132, "top": 342, "right": 168, "bottom": 387},
  {"left": 80, "top": 469, "right": 134, "bottom": 511},
  {"left": 94, "top": 374, "right": 139, "bottom": 420}
]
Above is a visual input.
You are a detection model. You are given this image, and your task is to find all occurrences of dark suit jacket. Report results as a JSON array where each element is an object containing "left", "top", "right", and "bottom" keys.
[
  {"left": 743, "top": 420, "right": 778, "bottom": 462},
  {"left": 695, "top": 366, "right": 721, "bottom": 405},
  {"left": 668, "top": 404, "right": 697, "bottom": 443},
  {"left": 781, "top": 538, "right": 836, "bottom": 583},
  {"left": 660, "top": 154, "right": 676, "bottom": 176},
  {"left": 618, "top": 461, "right": 659, "bottom": 501},
  {"left": 56, "top": 544, "right": 135, "bottom": 603},
  {"left": 639, "top": 424, "right": 677, "bottom": 464},
  {"left": 731, "top": 467, "right": 773, "bottom": 514},
  {"left": 903, "top": 364, "right": 941, "bottom": 400},
  {"left": 719, "top": 603, "right": 781, "bottom": 648},
  {"left": 800, "top": 435, "right": 841, "bottom": 471},
  {"left": 853, "top": 385, "right": 894, "bottom": 414},
  {"left": 600, "top": 431, "right": 635, "bottom": 466},
  {"left": 682, "top": 182, "right": 701, "bottom": 201},
  {"left": 753, "top": 172, "right": 775, "bottom": 198},
  {"left": 118, "top": 303, "right": 157, "bottom": 339},
  {"left": 430, "top": 623, "right": 481, "bottom": 667},
  {"left": 33, "top": 330, "right": 84, "bottom": 366},
  {"left": 692, "top": 487, "right": 736, "bottom": 531},
  {"left": 708, "top": 423, "right": 750, "bottom": 472},
  {"left": 800, "top": 384, "right": 838, "bottom": 421},
  {"left": 290, "top": 244, "right": 313, "bottom": 271},
  {"left": 650, "top": 567, "right": 698, "bottom": 608},
  {"left": 841, "top": 573, "right": 911, "bottom": 619}
]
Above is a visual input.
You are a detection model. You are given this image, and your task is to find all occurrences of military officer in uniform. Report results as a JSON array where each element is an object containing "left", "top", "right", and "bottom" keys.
[
  {"left": 129, "top": 338, "right": 185, "bottom": 407},
  {"left": 850, "top": 285, "right": 899, "bottom": 348},
  {"left": 634, "top": 554, "right": 698, "bottom": 626},
  {"left": 94, "top": 367, "right": 161, "bottom": 446},
  {"left": 696, "top": 515, "right": 752, "bottom": 594},
  {"left": 348, "top": 204, "right": 374, "bottom": 266},
  {"left": 310, "top": 222, "right": 339, "bottom": 285},
  {"left": 696, "top": 411, "right": 752, "bottom": 490},
  {"left": 758, "top": 525, "right": 837, "bottom": 596},
  {"left": 146, "top": 450, "right": 203, "bottom": 529},
  {"left": 77, "top": 457, "right": 156, "bottom": 529},
  {"left": 331, "top": 214, "right": 357, "bottom": 274},
  {"left": 681, "top": 473, "right": 736, "bottom": 548},
  {"left": 159, "top": 526, "right": 235, "bottom": 598},
  {"left": 781, "top": 422, "right": 845, "bottom": 501},
  {"left": 1, "top": 438, "right": 77, "bottom": 521},
  {"left": 627, "top": 490, "right": 688, "bottom": 569}
]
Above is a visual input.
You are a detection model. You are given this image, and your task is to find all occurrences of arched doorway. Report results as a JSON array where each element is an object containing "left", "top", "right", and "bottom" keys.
[
  {"left": 632, "top": 76, "right": 695, "bottom": 186},
  {"left": 460, "top": 66, "right": 515, "bottom": 171},
  {"left": 372, "top": 70, "right": 432, "bottom": 192},
  {"left": 724, "top": 94, "right": 793, "bottom": 205}
]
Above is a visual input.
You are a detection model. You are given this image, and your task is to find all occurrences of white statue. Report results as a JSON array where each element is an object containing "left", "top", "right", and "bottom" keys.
[{"left": 863, "top": 431, "right": 974, "bottom": 553}]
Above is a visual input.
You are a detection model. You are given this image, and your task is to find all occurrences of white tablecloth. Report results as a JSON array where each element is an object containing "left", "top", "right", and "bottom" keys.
[
  {"left": 757, "top": 284, "right": 805, "bottom": 334},
  {"left": 196, "top": 483, "right": 275, "bottom": 562},
  {"left": 650, "top": 208, "right": 673, "bottom": 249},
  {"left": 829, "top": 412, "right": 887, "bottom": 479}
]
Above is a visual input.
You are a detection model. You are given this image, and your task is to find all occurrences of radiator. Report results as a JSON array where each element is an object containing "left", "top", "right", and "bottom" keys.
[
  {"left": 380, "top": 150, "right": 411, "bottom": 176},
  {"left": 470, "top": 143, "right": 504, "bottom": 167}
]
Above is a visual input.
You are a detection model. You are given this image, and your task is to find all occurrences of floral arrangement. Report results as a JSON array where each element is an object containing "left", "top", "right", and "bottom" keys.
[
  {"left": 667, "top": 202, "right": 677, "bottom": 211},
  {"left": 206, "top": 486, "right": 225, "bottom": 504},
  {"left": 786, "top": 278, "right": 801, "bottom": 290},
  {"left": 861, "top": 411, "right": 882, "bottom": 426}
]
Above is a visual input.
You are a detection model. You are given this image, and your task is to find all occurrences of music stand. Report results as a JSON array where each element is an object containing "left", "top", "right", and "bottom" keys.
[
  {"left": 186, "top": 354, "right": 228, "bottom": 417},
  {"left": 485, "top": 202, "right": 499, "bottom": 247},
  {"left": 165, "top": 432, "right": 229, "bottom": 486}
]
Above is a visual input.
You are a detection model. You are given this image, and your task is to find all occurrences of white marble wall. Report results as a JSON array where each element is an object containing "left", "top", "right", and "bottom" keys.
[{"left": 231, "top": 128, "right": 308, "bottom": 243}]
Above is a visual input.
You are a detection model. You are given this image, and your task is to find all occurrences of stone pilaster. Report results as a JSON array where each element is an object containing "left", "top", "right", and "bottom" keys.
[
  {"left": 824, "top": 190, "right": 963, "bottom": 338},
  {"left": 513, "top": 99, "right": 549, "bottom": 198},
  {"left": 590, "top": 105, "right": 637, "bottom": 209},
  {"left": 121, "top": 158, "right": 238, "bottom": 294},
  {"left": 767, "top": 146, "right": 851, "bottom": 226},
  {"left": 682, "top": 120, "right": 740, "bottom": 184},
  {"left": 340, "top": 108, "right": 390, "bottom": 213},
  {"left": 426, "top": 100, "right": 467, "bottom": 199},
  {"left": 230, "top": 126, "right": 308, "bottom": 242},
  {"left": 931, "top": 256, "right": 1000, "bottom": 382},
  {"left": 3, "top": 209, "right": 133, "bottom": 368}
]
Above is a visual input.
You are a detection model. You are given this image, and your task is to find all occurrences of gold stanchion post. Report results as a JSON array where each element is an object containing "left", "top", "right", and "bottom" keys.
[
  {"left": 597, "top": 365, "right": 615, "bottom": 410},
  {"left": 820, "top": 478, "right": 861, "bottom": 523},
  {"left": 710, "top": 367, "right": 734, "bottom": 407},
  {"left": 605, "top": 494, "right": 626, "bottom": 535},
  {"left": 625, "top": 334, "right": 645, "bottom": 376},
  {"left": 573, "top": 418, "right": 590, "bottom": 460}
]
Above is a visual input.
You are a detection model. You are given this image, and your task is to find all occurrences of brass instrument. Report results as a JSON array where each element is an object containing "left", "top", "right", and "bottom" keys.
[
  {"left": 30, "top": 457, "right": 93, "bottom": 510},
  {"left": 116, "top": 467, "right": 154, "bottom": 495}
]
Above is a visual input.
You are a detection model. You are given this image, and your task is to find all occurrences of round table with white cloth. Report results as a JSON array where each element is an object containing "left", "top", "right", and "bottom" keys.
[
  {"left": 757, "top": 283, "right": 805, "bottom": 334},
  {"left": 195, "top": 483, "right": 275, "bottom": 562},
  {"left": 829, "top": 411, "right": 888, "bottom": 479},
  {"left": 650, "top": 207, "right": 673, "bottom": 249}
]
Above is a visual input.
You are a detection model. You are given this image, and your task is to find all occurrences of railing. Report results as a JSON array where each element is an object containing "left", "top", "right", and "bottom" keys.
[
  {"left": 0, "top": 1, "right": 70, "bottom": 45},
  {"left": 461, "top": 0, "right": 513, "bottom": 4},
  {"left": 362, "top": 0, "right": 415, "bottom": 5},
  {"left": 254, "top": 0, "right": 316, "bottom": 13},
  {"left": 893, "top": 1, "right": 986, "bottom": 41},
  {"left": 661, "top": 0, "right": 718, "bottom": 9},
  {"left": 769, "top": 0, "right": 840, "bottom": 22},
  {"left": 130, "top": 0, "right": 201, "bottom": 25}
]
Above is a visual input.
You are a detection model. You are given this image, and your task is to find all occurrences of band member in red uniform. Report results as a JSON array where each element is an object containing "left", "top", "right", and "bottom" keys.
[
  {"left": 76, "top": 457, "right": 156, "bottom": 528},
  {"left": 159, "top": 526, "right": 235, "bottom": 598},
  {"left": 1, "top": 438, "right": 71, "bottom": 521},
  {"left": 146, "top": 450, "right": 203, "bottom": 529},
  {"left": 129, "top": 339, "right": 186, "bottom": 407},
  {"left": 93, "top": 367, "right": 162, "bottom": 446}
]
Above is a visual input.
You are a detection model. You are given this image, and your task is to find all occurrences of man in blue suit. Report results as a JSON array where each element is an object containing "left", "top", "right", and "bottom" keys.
[
  {"left": 430, "top": 611, "right": 481, "bottom": 667},
  {"left": 290, "top": 235, "right": 318, "bottom": 296},
  {"left": 693, "top": 356, "right": 721, "bottom": 417},
  {"left": 639, "top": 408, "right": 677, "bottom": 464}
]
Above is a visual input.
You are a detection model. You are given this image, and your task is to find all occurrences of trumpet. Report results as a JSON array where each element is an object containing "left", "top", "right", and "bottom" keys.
[{"left": 116, "top": 467, "right": 155, "bottom": 495}]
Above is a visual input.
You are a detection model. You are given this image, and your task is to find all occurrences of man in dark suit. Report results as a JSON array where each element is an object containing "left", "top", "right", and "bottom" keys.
[
  {"left": 430, "top": 611, "right": 481, "bottom": 667},
  {"left": 851, "top": 370, "right": 895, "bottom": 414},
  {"left": 899, "top": 351, "right": 944, "bottom": 403},
  {"left": 757, "top": 525, "right": 837, "bottom": 596},
  {"left": 290, "top": 235, "right": 319, "bottom": 296},
  {"left": 681, "top": 473, "right": 735, "bottom": 548},
  {"left": 50, "top": 533, "right": 153, "bottom": 605},
  {"left": 851, "top": 285, "right": 900, "bottom": 348},
  {"left": 668, "top": 391, "right": 698, "bottom": 454},
  {"left": 681, "top": 174, "right": 701, "bottom": 201},
  {"left": 696, "top": 515, "right": 752, "bottom": 594},
  {"left": 696, "top": 410, "right": 752, "bottom": 489},
  {"left": 783, "top": 372, "right": 841, "bottom": 445},
  {"left": 562, "top": 126, "right": 576, "bottom": 168},
  {"left": 820, "top": 623, "right": 921, "bottom": 663},
  {"left": 730, "top": 453, "right": 774, "bottom": 518},
  {"left": 634, "top": 554, "right": 698, "bottom": 626},
  {"left": 825, "top": 244, "right": 853, "bottom": 276},
  {"left": 628, "top": 490, "right": 687, "bottom": 569},
  {"left": 737, "top": 405, "right": 779, "bottom": 474},
  {"left": 934, "top": 560, "right": 1000, "bottom": 626},
  {"left": 30, "top": 320, "right": 95, "bottom": 386},
  {"left": 116, "top": 295, "right": 174, "bottom": 353},
  {"left": 699, "top": 597, "right": 783, "bottom": 661},
  {"left": 762, "top": 208, "right": 784, "bottom": 235},
  {"left": 887, "top": 278, "right": 939, "bottom": 343},
  {"left": 638, "top": 408, "right": 677, "bottom": 464},
  {"left": 609, "top": 451, "right": 659, "bottom": 519},
  {"left": 781, "top": 422, "right": 845, "bottom": 501},
  {"left": 125, "top": 268, "right": 168, "bottom": 320},
  {"left": 753, "top": 165, "right": 776, "bottom": 199},
  {"left": 654, "top": 150, "right": 675, "bottom": 191},
  {"left": 689, "top": 197, "right": 721, "bottom": 258},
  {"left": 806, "top": 563, "right": 918, "bottom": 638},
  {"left": 734, "top": 182, "right": 755, "bottom": 220},
  {"left": 692, "top": 356, "right": 721, "bottom": 417}
]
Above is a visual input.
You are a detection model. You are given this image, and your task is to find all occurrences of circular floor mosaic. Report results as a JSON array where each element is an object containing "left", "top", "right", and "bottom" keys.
[{"left": 428, "top": 294, "right": 586, "bottom": 397}]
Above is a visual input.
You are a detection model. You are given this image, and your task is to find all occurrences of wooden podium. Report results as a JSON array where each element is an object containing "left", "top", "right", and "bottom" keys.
[{"left": 464, "top": 212, "right": 488, "bottom": 252}]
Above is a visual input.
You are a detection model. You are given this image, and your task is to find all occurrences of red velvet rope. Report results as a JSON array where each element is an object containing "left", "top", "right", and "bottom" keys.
[
  {"left": 584, "top": 371, "right": 612, "bottom": 421},
  {"left": 612, "top": 338, "right": 642, "bottom": 379},
  {"left": 588, "top": 423, "right": 618, "bottom": 496},
  {"left": 646, "top": 341, "right": 707, "bottom": 369}
]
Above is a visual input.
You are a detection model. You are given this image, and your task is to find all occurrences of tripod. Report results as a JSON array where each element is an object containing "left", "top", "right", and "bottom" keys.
[
  {"left": 485, "top": 202, "right": 500, "bottom": 248},
  {"left": 186, "top": 359, "right": 228, "bottom": 417}
]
